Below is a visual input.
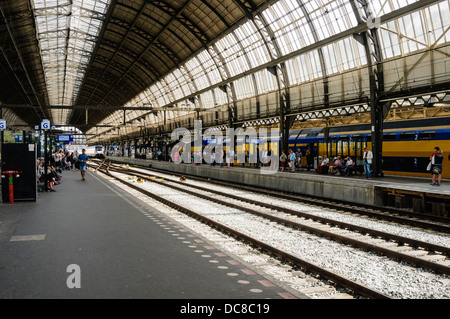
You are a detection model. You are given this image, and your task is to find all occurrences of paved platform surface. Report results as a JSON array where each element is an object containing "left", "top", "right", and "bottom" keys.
[{"left": 0, "top": 168, "right": 304, "bottom": 299}]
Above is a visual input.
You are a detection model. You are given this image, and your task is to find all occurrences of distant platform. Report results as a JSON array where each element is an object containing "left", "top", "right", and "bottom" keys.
[{"left": 108, "top": 156, "right": 449, "bottom": 218}]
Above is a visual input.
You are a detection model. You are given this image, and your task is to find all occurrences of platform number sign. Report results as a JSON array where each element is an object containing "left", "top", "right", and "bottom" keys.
[
  {"left": 0, "top": 119, "right": 6, "bottom": 130},
  {"left": 41, "top": 119, "right": 50, "bottom": 130}
]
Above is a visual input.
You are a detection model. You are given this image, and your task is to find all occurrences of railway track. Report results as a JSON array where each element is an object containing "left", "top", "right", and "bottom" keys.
[
  {"left": 91, "top": 160, "right": 450, "bottom": 298},
  {"left": 99, "top": 161, "right": 450, "bottom": 276},
  {"left": 92, "top": 160, "right": 390, "bottom": 299},
  {"left": 104, "top": 159, "right": 450, "bottom": 233}
]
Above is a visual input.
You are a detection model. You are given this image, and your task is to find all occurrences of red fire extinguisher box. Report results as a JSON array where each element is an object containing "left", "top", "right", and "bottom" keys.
[{"left": 1, "top": 143, "right": 37, "bottom": 203}]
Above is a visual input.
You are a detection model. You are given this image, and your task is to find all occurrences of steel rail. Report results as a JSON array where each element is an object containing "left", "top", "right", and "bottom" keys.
[
  {"left": 116, "top": 164, "right": 450, "bottom": 257},
  {"left": 102, "top": 163, "right": 450, "bottom": 276},
  {"left": 137, "top": 163, "right": 450, "bottom": 231},
  {"left": 97, "top": 165, "right": 391, "bottom": 299}
]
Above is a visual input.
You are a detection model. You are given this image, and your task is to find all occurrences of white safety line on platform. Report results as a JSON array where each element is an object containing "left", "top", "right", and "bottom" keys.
[{"left": 10, "top": 234, "right": 46, "bottom": 241}]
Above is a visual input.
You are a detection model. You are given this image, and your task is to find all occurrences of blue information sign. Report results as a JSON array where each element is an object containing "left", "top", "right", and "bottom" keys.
[
  {"left": 57, "top": 135, "right": 74, "bottom": 142},
  {"left": 41, "top": 119, "right": 50, "bottom": 130},
  {"left": 15, "top": 135, "right": 23, "bottom": 143}
]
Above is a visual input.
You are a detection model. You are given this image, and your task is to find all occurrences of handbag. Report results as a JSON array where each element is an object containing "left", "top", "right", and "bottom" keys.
[
  {"left": 432, "top": 166, "right": 441, "bottom": 174},
  {"left": 426, "top": 161, "right": 432, "bottom": 171}
]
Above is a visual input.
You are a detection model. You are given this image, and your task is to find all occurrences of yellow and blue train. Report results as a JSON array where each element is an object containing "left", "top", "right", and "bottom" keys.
[
  {"left": 170, "top": 117, "right": 449, "bottom": 178},
  {"left": 289, "top": 117, "right": 450, "bottom": 179}
]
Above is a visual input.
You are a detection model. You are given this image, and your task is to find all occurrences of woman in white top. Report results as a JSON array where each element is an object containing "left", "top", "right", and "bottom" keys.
[{"left": 363, "top": 147, "right": 373, "bottom": 179}]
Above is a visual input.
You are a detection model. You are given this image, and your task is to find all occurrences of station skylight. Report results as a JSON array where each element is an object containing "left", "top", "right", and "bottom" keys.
[{"left": 31, "top": 0, "right": 111, "bottom": 124}]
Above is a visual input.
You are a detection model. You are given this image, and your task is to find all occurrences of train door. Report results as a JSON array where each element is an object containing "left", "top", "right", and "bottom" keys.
[
  {"left": 164, "top": 143, "right": 171, "bottom": 162},
  {"left": 271, "top": 135, "right": 281, "bottom": 167},
  {"left": 309, "top": 142, "right": 317, "bottom": 169},
  {"left": 298, "top": 136, "right": 316, "bottom": 170},
  {"left": 328, "top": 136, "right": 338, "bottom": 160},
  {"left": 338, "top": 135, "right": 348, "bottom": 158},
  {"left": 364, "top": 133, "right": 372, "bottom": 152},
  {"left": 350, "top": 134, "right": 363, "bottom": 160},
  {"left": 318, "top": 136, "right": 327, "bottom": 163},
  {"left": 294, "top": 132, "right": 307, "bottom": 168},
  {"left": 162, "top": 139, "right": 172, "bottom": 161}
]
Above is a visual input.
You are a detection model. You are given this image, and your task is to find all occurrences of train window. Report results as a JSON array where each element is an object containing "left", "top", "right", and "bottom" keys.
[
  {"left": 399, "top": 132, "right": 416, "bottom": 140},
  {"left": 398, "top": 157, "right": 416, "bottom": 172},
  {"left": 351, "top": 134, "right": 363, "bottom": 140},
  {"left": 383, "top": 133, "right": 397, "bottom": 140},
  {"left": 418, "top": 131, "right": 436, "bottom": 140},
  {"left": 306, "top": 128, "right": 322, "bottom": 137},
  {"left": 306, "top": 132, "right": 319, "bottom": 137},
  {"left": 382, "top": 157, "right": 396, "bottom": 171},
  {"left": 327, "top": 135, "right": 336, "bottom": 142},
  {"left": 365, "top": 134, "right": 371, "bottom": 142}
]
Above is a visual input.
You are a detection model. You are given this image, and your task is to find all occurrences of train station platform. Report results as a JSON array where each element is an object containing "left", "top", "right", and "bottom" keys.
[
  {"left": 0, "top": 168, "right": 304, "bottom": 299},
  {"left": 108, "top": 156, "right": 450, "bottom": 218}
]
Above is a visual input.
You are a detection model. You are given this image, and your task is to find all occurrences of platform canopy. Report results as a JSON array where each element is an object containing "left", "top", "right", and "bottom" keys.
[{"left": 0, "top": 0, "right": 448, "bottom": 141}]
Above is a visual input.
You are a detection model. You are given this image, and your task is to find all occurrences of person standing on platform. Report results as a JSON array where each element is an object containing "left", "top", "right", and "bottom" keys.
[
  {"left": 363, "top": 147, "right": 373, "bottom": 180},
  {"left": 295, "top": 148, "right": 302, "bottom": 171},
  {"left": 210, "top": 150, "right": 216, "bottom": 166},
  {"left": 305, "top": 149, "right": 314, "bottom": 171},
  {"left": 218, "top": 148, "right": 224, "bottom": 167},
  {"left": 173, "top": 149, "right": 179, "bottom": 163},
  {"left": 280, "top": 150, "right": 287, "bottom": 171},
  {"left": 73, "top": 150, "right": 79, "bottom": 170},
  {"left": 78, "top": 149, "right": 89, "bottom": 181},
  {"left": 226, "top": 149, "right": 232, "bottom": 168},
  {"left": 288, "top": 149, "right": 296, "bottom": 172},
  {"left": 157, "top": 149, "right": 162, "bottom": 161},
  {"left": 430, "top": 147, "right": 444, "bottom": 186}
]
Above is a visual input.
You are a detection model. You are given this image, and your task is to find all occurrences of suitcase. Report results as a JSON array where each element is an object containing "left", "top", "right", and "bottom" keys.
[{"left": 317, "top": 165, "right": 328, "bottom": 174}]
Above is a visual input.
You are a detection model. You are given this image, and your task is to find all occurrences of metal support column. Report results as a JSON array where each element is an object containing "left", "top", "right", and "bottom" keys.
[
  {"left": 0, "top": 106, "right": 3, "bottom": 146},
  {"left": 44, "top": 130, "right": 48, "bottom": 192},
  {"left": 351, "top": 0, "right": 386, "bottom": 177}
]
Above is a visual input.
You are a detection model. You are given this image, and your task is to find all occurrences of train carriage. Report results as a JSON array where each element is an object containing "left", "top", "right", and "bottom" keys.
[
  {"left": 294, "top": 118, "right": 450, "bottom": 179},
  {"left": 85, "top": 145, "right": 105, "bottom": 158},
  {"left": 171, "top": 118, "right": 449, "bottom": 178}
]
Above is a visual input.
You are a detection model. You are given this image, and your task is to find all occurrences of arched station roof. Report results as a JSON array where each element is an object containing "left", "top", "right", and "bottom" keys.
[{"left": 0, "top": 0, "right": 448, "bottom": 141}]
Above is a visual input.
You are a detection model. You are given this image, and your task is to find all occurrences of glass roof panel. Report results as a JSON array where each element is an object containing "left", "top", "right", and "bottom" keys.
[
  {"left": 199, "top": 90, "right": 215, "bottom": 109},
  {"left": 262, "top": 0, "right": 314, "bottom": 55},
  {"left": 196, "top": 49, "right": 222, "bottom": 86},
  {"left": 254, "top": 69, "right": 277, "bottom": 94},
  {"left": 164, "top": 72, "right": 184, "bottom": 101},
  {"left": 234, "top": 21, "right": 271, "bottom": 68},
  {"left": 215, "top": 31, "right": 251, "bottom": 77},
  {"left": 32, "top": 0, "right": 111, "bottom": 124},
  {"left": 87, "top": 0, "right": 447, "bottom": 139},
  {"left": 370, "top": 0, "right": 421, "bottom": 17},
  {"left": 173, "top": 68, "right": 193, "bottom": 99},
  {"left": 234, "top": 75, "right": 256, "bottom": 100},
  {"left": 306, "top": 0, "right": 357, "bottom": 41},
  {"left": 212, "top": 87, "right": 227, "bottom": 107},
  {"left": 185, "top": 55, "right": 211, "bottom": 91}
]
